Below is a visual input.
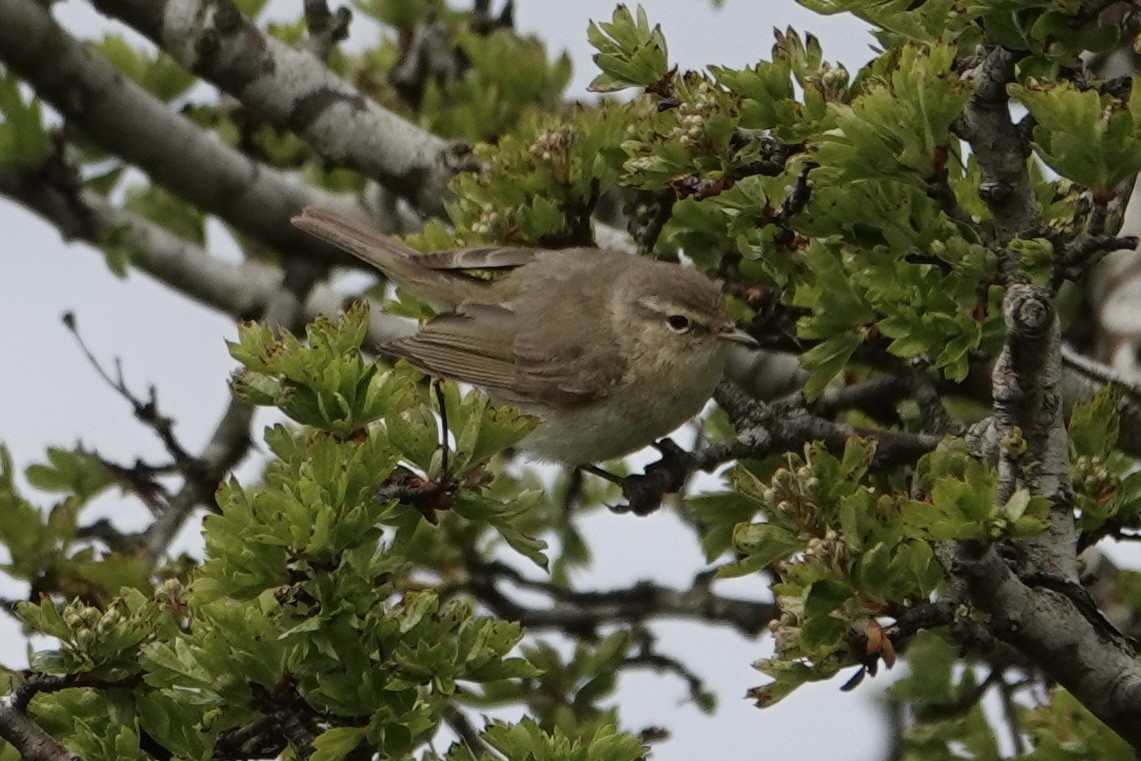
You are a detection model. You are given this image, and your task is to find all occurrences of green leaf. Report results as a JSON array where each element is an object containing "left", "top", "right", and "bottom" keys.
[
  {"left": 1069, "top": 388, "right": 1120, "bottom": 457},
  {"left": 123, "top": 185, "right": 206, "bottom": 244},
  {"left": 724, "top": 523, "right": 804, "bottom": 575},
  {"left": 1012, "top": 76, "right": 1141, "bottom": 195},
  {"left": 801, "top": 332, "right": 864, "bottom": 399},
  {"left": 587, "top": 5, "right": 669, "bottom": 92},
  {"left": 0, "top": 70, "right": 51, "bottom": 168},
  {"left": 94, "top": 35, "right": 195, "bottom": 101},
  {"left": 24, "top": 447, "right": 114, "bottom": 499},
  {"left": 747, "top": 660, "right": 822, "bottom": 708},
  {"left": 312, "top": 727, "right": 365, "bottom": 761}
]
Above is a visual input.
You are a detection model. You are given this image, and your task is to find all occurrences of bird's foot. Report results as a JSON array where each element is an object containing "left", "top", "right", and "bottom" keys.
[{"left": 583, "top": 438, "right": 695, "bottom": 516}]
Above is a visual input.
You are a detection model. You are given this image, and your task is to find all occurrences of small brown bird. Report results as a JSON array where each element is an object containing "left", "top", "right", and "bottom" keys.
[{"left": 293, "top": 207, "right": 755, "bottom": 465}]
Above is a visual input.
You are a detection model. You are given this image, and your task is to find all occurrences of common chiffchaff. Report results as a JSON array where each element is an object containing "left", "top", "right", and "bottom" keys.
[{"left": 293, "top": 207, "right": 756, "bottom": 465}]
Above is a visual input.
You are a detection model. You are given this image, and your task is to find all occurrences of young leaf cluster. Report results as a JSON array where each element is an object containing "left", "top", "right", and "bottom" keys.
[
  {"left": 0, "top": 446, "right": 150, "bottom": 605},
  {"left": 6, "top": 305, "right": 653, "bottom": 760}
]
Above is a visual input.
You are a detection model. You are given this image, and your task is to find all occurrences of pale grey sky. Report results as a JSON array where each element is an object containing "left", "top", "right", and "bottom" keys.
[{"left": 0, "top": 3, "right": 886, "bottom": 759}]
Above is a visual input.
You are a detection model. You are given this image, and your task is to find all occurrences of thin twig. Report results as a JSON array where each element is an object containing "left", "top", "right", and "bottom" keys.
[
  {"left": 465, "top": 560, "right": 773, "bottom": 637},
  {"left": 62, "top": 312, "right": 195, "bottom": 469}
]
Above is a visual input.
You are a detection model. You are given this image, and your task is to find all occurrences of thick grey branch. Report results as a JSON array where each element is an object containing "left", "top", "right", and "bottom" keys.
[
  {"left": 956, "top": 46, "right": 1041, "bottom": 242},
  {"left": 88, "top": 0, "right": 473, "bottom": 215},
  {"left": 949, "top": 285, "right": 1141, "bottom": 751},
  {"left": 990, "top": 284, "right": 1076, "bottom": 581},
  {"left": 957, "top": 544, "right": 1141, "bottom": 751},
  {"left": 0, "top": 0, "right": 411, "bottom": 264},
  {"left": 0, "top": 701, "right": 80, "bottom": 761},
  {"left": 705, "top": 382, "right": 940, "bottom": 471},
  {"left": 0, "top": 167, "right": 416, "bottom": 348}
]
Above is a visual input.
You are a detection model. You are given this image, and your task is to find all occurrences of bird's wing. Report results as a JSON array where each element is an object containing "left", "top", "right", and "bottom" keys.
[
  {"left": 510, "top": 330, "right": 620, "bottom": 403},
  {"left": 294, "top": 207, "right": 543, "bottom": 272},
  {"left": 385, "top": 303, "right": 521, "bottom": 395},
  {"left": 385, "top": 301, "right": 620, "bottom": 404},
  {"left": 412, "top": 246, "right": 544, "bottom": 271}
]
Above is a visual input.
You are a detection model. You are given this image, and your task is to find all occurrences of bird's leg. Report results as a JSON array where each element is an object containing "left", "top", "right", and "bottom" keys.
[
  {"left": 373, "top": 379, "right": 457, "bottom": 524},
  {"left": 581, "top": 464, "right": 625, "bottom": 485},
  {"left": 582, "top": 438, "right": 696, "bottom": 516},
  {"left": 433, "top": 379, "right": 451, "bottom": 480}
]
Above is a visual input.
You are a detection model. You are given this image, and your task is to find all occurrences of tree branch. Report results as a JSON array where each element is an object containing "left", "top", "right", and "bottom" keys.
[
  {"left": 956, "top": 542, "right": 1141, "bottom": 751},
  {"left": 949, "top": 283, "right": 1141, "bottom": 752},
  {"left": 986, "top": 284, "right": 1076, "bottom": 580},
  {"left": 0, "top": 700, "right": 81, "bottom": 761},
  {"left": 955, "top": 46, "right": 1041, "bottom": 243},
  {"left": 87, "top": 0, "right": 474, "bottom": 216},
  {"left": 0, "top": 0, "right": 412, "bottom": 264},
  {"left": 466, "top": 562, "right": 773, "bottom": 638},
  {"left": 704, "top": 382, "right": 940, "bottom": 472},
  {"left": 0, "top": 166, "right": 418, "bottom": 349},
  {"left": 139, "top": 256, "right": 319, "bottom": 563}
]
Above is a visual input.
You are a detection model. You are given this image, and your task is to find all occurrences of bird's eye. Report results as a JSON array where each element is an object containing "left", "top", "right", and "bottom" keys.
[{"left": 666, "top": 314, "right": 692, "bottom": 333}]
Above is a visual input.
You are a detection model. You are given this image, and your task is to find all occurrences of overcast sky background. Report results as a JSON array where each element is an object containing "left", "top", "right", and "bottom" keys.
[{"left": 0, "top": 2, "right": 893, "bottom": 759}]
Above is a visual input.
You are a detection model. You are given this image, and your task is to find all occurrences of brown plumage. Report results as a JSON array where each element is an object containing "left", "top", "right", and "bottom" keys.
[{"left": 293, "top": 207, "right": 755, "bottom": 464}]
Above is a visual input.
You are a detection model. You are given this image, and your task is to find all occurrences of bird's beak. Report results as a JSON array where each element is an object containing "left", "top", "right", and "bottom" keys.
[{"left": 717, "top": 323, "right": 759, "bottom": 348}]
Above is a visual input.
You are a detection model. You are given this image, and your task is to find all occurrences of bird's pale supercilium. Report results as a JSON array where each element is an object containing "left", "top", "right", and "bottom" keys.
[{"left": 292, "top": 207, "right": 756, "bottom": 465}]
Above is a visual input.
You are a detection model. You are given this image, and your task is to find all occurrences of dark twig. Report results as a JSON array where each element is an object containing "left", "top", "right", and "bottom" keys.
[
  {"left": 0, "top": 702, "right": 80, "bottom": 761},
  {"left": 916, "top": 668, "right": 1005, "bottom": 722},
  {"left": 96, "top": 456, "right": 175, "bottom": 516},
  {"left": 62, "top": 312, "right": 195, "bottom": 470},
  {"left": 13, "top": 675, "right": 77, "bottom": 713},
  {"left": 624, "top": 629, "right": 711, "bottom": 707},
  {"left": 372, "top": 380, "right": 458, "bottom": 523},
  {"left": 1052, "top": 233, "right": 1139, "bottom": 289},
  {"left": 442, "top": 706, "right": 491, "bottom": 757},
  {"left": 705, "top": 382, "right": 940, "bottom": 472},
  {"left": 140, "top": 395, "right": 254, "bottom": 566},
  {"left": 881, "top": 600, "right": 958, "bottom": 643},
  {"left": 214, "top": 715, "right": 285, "bottom": 759},
  {"left": 906, "top": 362, "right": 961, "bottom": 436},
  {"left": 75, "top": 518, "right": 137, "bottom": 553},
  {"left": 597, "top": 381, "right": 940, "bottom": 516},
  {"left": 925, "top": 158, "right": 986, "bottom": 242},
  {"left": 773, "top": 159, "right": 816, "bottom": 223},
  {"left": 13, "top": 672, "right": 139, "bottom": 713},
  {"left": 904, "top": 251, "right": 955, "bottom": 275},
  {"left": 808, "top": 376, "right": 908, "bottom": 426},
  {"left": 996, "top": 673, "right": 1029, "bottom": 754},
  {"left": 733, "top": 133, "right": 801, "bottom": 181},
  {"left": 466, "top": 561, "right": 774, "bottom": 638},
  {"left": 302, "top": 0, "right": 352, "bottom": 60}
]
